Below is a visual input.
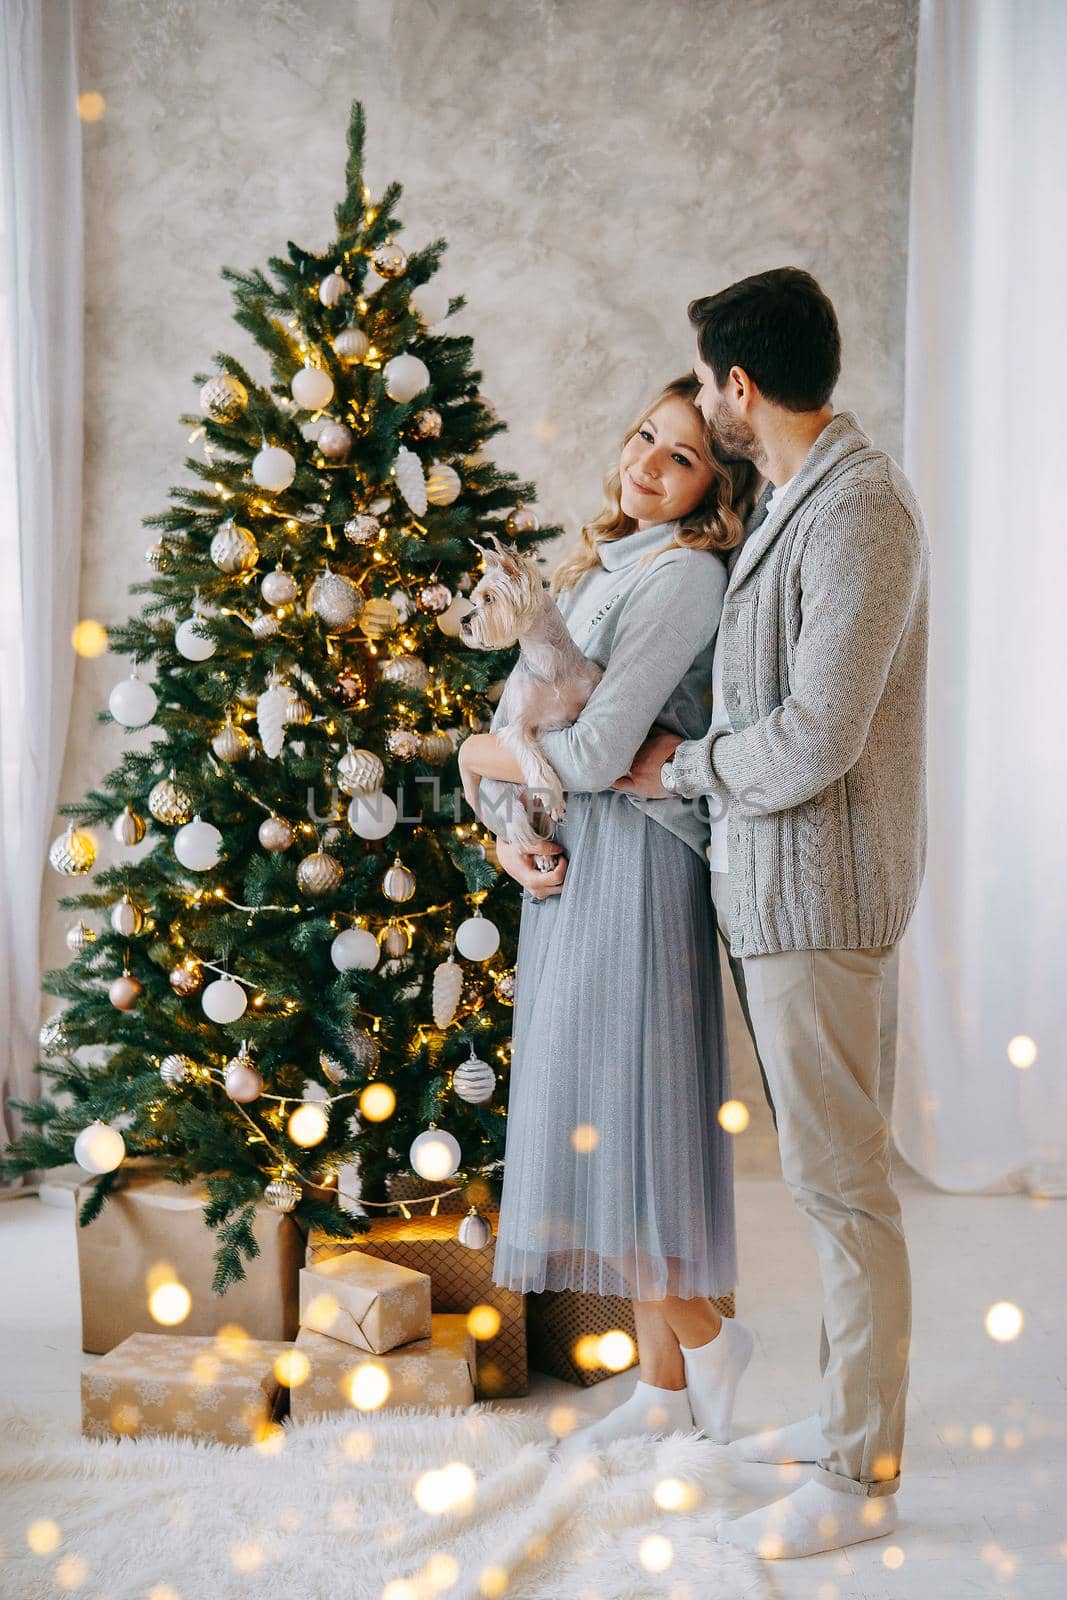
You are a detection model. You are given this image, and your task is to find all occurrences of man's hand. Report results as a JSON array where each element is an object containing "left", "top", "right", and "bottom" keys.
[
  {"left": 495, "top": 837, "right": 567, "bottom": 899},
  {"left": 613, "top": 729, "right": 684, "bottom": 797}
]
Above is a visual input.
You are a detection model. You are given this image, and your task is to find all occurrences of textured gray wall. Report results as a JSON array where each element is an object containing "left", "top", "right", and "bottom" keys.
[{"left": 51, "top": 0, "right": 918, "bottom": 1166}]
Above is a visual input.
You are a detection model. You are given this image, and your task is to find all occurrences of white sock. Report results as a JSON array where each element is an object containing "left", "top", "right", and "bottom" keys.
[
  {"left": 718, "top": 1479, "right": 899, "bottom": 1560},
  {"left": 680, "top": 1317, "right": 754, "bottom": 1444},
  {"left": 729, "top": 1412, "right": 826, "bottom": 1464},
  {"left": 560, "top": 1380, "right": 693, "bottom": 1454}
]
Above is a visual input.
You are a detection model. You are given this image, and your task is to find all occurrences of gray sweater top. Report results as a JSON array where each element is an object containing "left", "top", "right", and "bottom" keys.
[
  {"left": 670, "top": 413, "right": 930, "bottom": 957},
  {"left": 534, "top": 520, "right": 728, "bottom": 858}
]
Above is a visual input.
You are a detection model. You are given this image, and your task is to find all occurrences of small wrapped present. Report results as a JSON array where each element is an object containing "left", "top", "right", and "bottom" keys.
[
  {"left": 527, "top": 1288, "right": 737, "bottom": 1387},
  {"left": 80, "top": 1330, "right": 291, "bottom": 1444},
  {"left": 299, "top": 1252, "right": 431, "bottom": 1354},
  {"left": 291, "top": 1315, "right": 476, "bottom": 1422},
  {"left": 307, "top": 1212, "right": 527, "bottom": 1398},
  {"left": 75, "top": 1166, "right": 303, "bottom": 1355}
]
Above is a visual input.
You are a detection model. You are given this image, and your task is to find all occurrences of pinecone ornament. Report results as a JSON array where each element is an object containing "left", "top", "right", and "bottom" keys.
[
  {"left": 432, "top": 957, "right": 464, "bottom": 1028},
  {"left": 257, "top": 676, "right": 294, "bottom": 759},
  {"left": 394, "top": 445, "right": 428, "bottom": 514}
]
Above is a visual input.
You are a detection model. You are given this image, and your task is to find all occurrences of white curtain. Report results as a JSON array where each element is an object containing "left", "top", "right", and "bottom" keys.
[
  {"left": 896, "top": 0, "right": 1067, "bottom": 1194},
  {"left": 0, "top": 1, "right": 84, "bottom": 1184}
]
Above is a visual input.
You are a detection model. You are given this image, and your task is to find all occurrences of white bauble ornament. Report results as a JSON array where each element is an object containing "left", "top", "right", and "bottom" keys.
[
  {"left": 224, "top": 1043, "right": 262, "bottom": 1102},
  {"left": 252, "top": 445, "right": 297, "bottom": 492},
  {"left": 257, "top": 677, "right": 296, "bottom": 759},
  {"left": 382, "top": 857, "right": 416, "bottom": 903},
  {"left": 109, "top": 674, "right": 158, "bottom": 728},
  {"left": 453, "top": 1046, "right": 496, "bottom": 1105},
  {"left": 318, "top": 272, "right": 349, "bottom": 306},
  {"left": 380, "top": 654, "right": 430, "bottom": 691},
  {"left": 384, "top": 353, "right": 430, "bottom": 404},
  {"left": 74, "top": 1121, "right": 126, "bottom": 1174},
  {"left": 291, "top": 364, "right": 334, "bottom": 411},
  {"left": 331, "top": 926, "right": 381, "bottom": 971},
  {"left": 175, "top": 617, "right": 216, "bottom": 661},
  {"left": 301, "top": 417, "right": 327, "bottom": 444},
  {"left": 426, "top": 463, "right": 461, "bottom": 506},
  {"left": 344, "top": 513, "right": 380, "bottom": 546},
  {"left": 110, "top": 894, "right": 144, "bottom": 937},
  {"left": 310, "top": 568, "right": 363, "bottom": 632},
  {"left": 203, "top": 976, "right": 248, "bottom": 1024},
  {"left": 288, "top": 1101, "right": 329, "bottom": 1148},
  {"left": 337, "top": 746, "right": 384, "bottom": 796},
  {"left": 265, "top": 1176, "right": 301, "bottom": 1213},
  {"left": 359, "top": 598, "right": 400, "bottom": 639},
  {"left": 48, "top": 823, "right": 96, "bottom": 876},
  {"left": 348, "top": 791, "right": 398, "bottom": 840},
  {"left": 388, "top": 587, "right": 414, "bottom": 623},
  {"left": 394, "top": 445, "right": 428, "bottom": 514},
  {"left": 210, "top": 520, "right": 259, "bottom": 573},
  {"left": 200, "top": 373, "right": 247, "bottom": 421},
  {"left": 410, "top": 1127, "right": 461, "bottom": 1182},
  {"left": 410, "top": 281, "right": 450, "bottom": 328},
  {"left": 372, "top": 241, "right": 408, "bottom": 279},
  {"left": 436, "top": 596, "right": 473, "bottom": 637},
  {"left": 258, "top": 814, "right": 294, "bottom": 852},
  {"left": 174, "top": 816, "right": 222, "bottom": 871},
  {"left": 261, "top": 565, "right": 298, "bottom": 607},
  {"left": 65, "top": 920, "right": 96, "bottom": 955},
  {"left": 333, "top": 327, "right": 369, "bottom": 363},
  {"left": 109, "top": 973, "right": 142, "bottom": 1011},
  {"left": 432, "top": 958, "right": 463, "bottom": 1028},
  {"left": 160, "top": 1052, "right": 194, "bottom": 1087},
  {"left": 455, "top": 912, "right": 500, "bottom": 962},
  {"left": 317, "top": 420, "right": 353, "bottom": 460},
  {"left": 458, "top": 1206, "right": 494, "bottom": 1250}
]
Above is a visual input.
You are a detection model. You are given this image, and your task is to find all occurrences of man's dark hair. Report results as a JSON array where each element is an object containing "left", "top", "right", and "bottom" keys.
[{"left": 688, "top": 267, "right": 841, "bottom": 412}]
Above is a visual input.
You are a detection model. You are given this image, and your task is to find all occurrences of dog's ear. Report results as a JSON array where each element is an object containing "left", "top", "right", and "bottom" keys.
[{"left": 485, "top": 532, "right": 524, "bottom": 572}]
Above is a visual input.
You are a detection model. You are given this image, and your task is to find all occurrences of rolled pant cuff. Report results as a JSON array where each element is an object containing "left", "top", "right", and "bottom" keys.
[{"left": 813, "top": 1463, "right": 900, "bottom": 1498}]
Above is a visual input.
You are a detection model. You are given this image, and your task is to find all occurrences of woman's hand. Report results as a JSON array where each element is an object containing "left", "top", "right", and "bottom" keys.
[{"left": 496, "top": 837, "right": 567, "bottom": 899}]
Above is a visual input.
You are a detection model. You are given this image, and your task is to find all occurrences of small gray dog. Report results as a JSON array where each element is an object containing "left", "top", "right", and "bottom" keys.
[{"left": 459, "top": 535, "right": 602, "bottom": 855}]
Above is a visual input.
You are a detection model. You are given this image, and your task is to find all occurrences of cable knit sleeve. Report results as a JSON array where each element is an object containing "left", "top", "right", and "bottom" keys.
[
  {"left": 537, "top": 552, "right": 726, "bottom": 793},
  {"left": 670, "top": 488, "right": 924, "bottom": 814}
]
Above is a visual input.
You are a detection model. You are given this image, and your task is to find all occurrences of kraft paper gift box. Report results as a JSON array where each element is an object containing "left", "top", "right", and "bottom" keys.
[
  {"left": 75, "top": 1169, "right": 303, "bottom": 1354},
  {"left": 290, "top": 1315, "right": 475, "bottom": 1423},
  {"left": 307, "top": 1212, "right": 527, "bottom": 1398},
  {"left": 298, "top": 1252, "right": 431, "bottom": 1354},
  {"left": 81, "top": 1331, "right": 292, "bottom": 1445}
]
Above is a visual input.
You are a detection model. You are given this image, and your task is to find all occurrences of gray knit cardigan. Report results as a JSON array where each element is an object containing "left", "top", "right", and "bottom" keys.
[{"left": 670, "top": 412, "right": 930, "bottom": 957}]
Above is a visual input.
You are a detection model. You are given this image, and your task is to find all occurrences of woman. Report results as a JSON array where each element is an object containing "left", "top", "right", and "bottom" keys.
[{"left": 459, "top": 376, "right": 759, "bottom": 1450}]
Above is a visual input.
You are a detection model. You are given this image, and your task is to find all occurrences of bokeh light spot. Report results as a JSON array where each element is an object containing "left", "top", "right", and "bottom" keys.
[
  {"left": 274, "top": 1348, "right": 310, "bottom": 1387},
  {"left": 27, "top": 1520, "right": 61, "bottom": 1555},
  {"left": 1007, "top": 1034, "right": 1037, "bottom": 1069},
  {"left": 598, "top": 1330, "right": 636, "bottom": 1372},
  {"left": 467, "top": 1304, "right": 501, "bottom": 1341},
  {"left": 985, "top": 1301, "right": 1024, "bottom": 1342},
  {"left": 570, "top": 1123, "right": 599, "bottom": 1154},
  {"left": 71, "top": 620, "right": 108, "bottom": 657},
  {"left": 148, "top": 1281, "right": 192, "bottom": 1326},
  {"left": 347, "top": 1362, "right": 391, "bottom": 1411},
  {"left": 883, "top": 1546, "right": 905, "bottom": 1569},
  {"left": 639, "top": 1535, "right": 673, "bottom": 1572},
  {"left": 718, "top": 1099, "right": 750, "bottom": 1134},
  {"left": 414, "top": 1461, "right": 477, "bottom": 1516},
  {"left": 360, "top": 1082, "right": 397, "bottom": 1122},
  {"left": 77, "top": 92, "right": 106, "bottom": 122}
]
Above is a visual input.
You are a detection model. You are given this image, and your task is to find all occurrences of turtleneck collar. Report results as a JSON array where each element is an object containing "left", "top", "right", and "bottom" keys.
[{"left": 595, "top": 520, "right": 678, "bottom": 572}]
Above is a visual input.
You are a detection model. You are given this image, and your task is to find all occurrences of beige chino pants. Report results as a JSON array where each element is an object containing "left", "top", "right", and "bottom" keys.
[{"left": 712, "top": 877, "right": 911, "bottom": 1497}]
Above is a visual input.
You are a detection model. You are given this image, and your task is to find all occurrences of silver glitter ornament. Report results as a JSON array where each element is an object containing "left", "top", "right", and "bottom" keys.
[
  {"left": 372, "top": 241, "right": 408, "bottom": 279},
  {"left": 412, "top": 407, "right": 443, "bottom": 440},
  {"left": 417, "top": 583, "right": 452, "bottom": 615},
  {"left": 347, "top": 1027, "right": 381, "bottom": 1073},
  {"left": 494, "top": 967, "right": 516, "bottom": 1005},
  {"left": 251, "top": 611, "right": 280, "bottom": 642},
  {"left": 386, "top": 727, "right": 422, "bottom": 763},
  {"left": 310, "top": 568, "right": 364, "bottom": 632},
  {"left": 38, "top": 1014, "right": 68, "bottom": 1053},
  {"left": 145, "top": 541, "right": 170, "bottom": 571},
  {"left": 344, "top": 513, "right": 380, "bottom": 545},
  {"left": 297, "top": 849, "right": 344, "bottom": 897},
  {"left": 210, "top": 520, "right": 259, "bottom": 573},
  {"left": 317, "top": 420, "right": 353, "bottom": 460}
]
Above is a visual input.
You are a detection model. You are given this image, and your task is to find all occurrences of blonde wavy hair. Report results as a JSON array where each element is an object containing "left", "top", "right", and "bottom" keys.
[{"left": 550, "top": 375, "right": 760, "bottom": 596}]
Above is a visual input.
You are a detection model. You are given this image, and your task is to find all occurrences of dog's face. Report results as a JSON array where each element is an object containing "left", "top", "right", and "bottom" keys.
[{"left": 460, "top": 536, "right": 545, "bottom": 650}]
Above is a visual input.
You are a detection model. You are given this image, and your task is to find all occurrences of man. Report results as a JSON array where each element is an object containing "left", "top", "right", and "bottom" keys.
[{"left": 501, "top": 267, "right": 929, "bottom": 1560}]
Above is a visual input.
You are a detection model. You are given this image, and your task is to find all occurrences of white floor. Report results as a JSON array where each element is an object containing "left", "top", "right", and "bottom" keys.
[{"left": 1, "top": 1171, "right": 1064, "bottom": 1600}]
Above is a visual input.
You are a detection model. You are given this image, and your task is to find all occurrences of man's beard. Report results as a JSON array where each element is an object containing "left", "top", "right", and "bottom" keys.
[{"left": 711, "top": 398, "right": 761, "bottom": 466}]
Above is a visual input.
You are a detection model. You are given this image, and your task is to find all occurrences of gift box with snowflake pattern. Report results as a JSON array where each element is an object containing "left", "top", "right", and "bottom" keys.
[
  {"left": 80, "top": 1330, "right": 292, "bottom": 1444},
  {"left": 298, "top": 1251, "right": 431, "bottom": 1354},
  {"left": 290, "top": 1314, "right": 476, "bottom": 1422}
]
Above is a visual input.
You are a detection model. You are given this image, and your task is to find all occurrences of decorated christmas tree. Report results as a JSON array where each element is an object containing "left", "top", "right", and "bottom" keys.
[{"left": 3, "top": 101, "right": 553, "bottom": 1288}]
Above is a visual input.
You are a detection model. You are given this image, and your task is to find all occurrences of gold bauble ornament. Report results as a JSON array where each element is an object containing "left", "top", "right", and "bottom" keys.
[
  {"left": 145, "top": 541, "right": 170, "bottom": 572},
  {"left": 211, "top": 716, "right": 251, "bottom": 763},
  {"left": 359, "top": 598, "right": 400, "bottom": 639},
  {"left": 380, "top": 654, "right": 430, "bottom": 691},
  {"left": 320, "top": 1051, "right": 346, "bottom": 1084},
  {"left": 386, "top": 727, "right": 422, "bottom": 763},
  {"left": 337, "top": 746, "right": 384, "bottom": 796},
  {"left": 110, "top": 894, "right": 144, "bottom": 937},
  {"left": 419, "top": 731, "right": 454, "bottom": 765},
  {"left": 258, "top": 815, "right": 295, "bottom": 852},
  {"left": 425, "top": 463, "right": 462, "bottom": 506},
  {"left": 372, "top": 241, "right": 408, "bottom": 279},
  {"left": 112, "top": 805, "right": 147, "bottom": 847},
  {"left": 48, "top": 823, "right": 96, "bottom": 877},
  {"left": 65, "top": 920, "right": 97, "bottom": 955},
  {"left": 506, "top": 503, "right": 540, "bottom": 536},
  {"left": 169, "top": 959, "right": 203, "bottom": 996},
  {"left": 265, "top": 1176, "right": 301, "bottom": 1213},
  {"left": 380, "top": 921, "right": 411, "bottom": 958},
  {"left": 493, "top": 968, "right": 516, "bottom": 1005},
  {"left": 109, "top": 972, "right": 143, "bottom": 1012},
  {"left": 297, "top": 849, "right": 344, "bottom": 897},
  {"left": 200, "top": 373, "right": 247, "bottom": 421},
  {"left": 148, "top": 776, "right": 195, "bottom": 827},
  {"left": 210, "top": 520, "right": 259, "bottom": 573},
  {"left": 382, "top": 856, "right": 416, "bottom": 903},
  {"left": 417, "top": 583, "right": 452, "bottom": 615},
  {"left": 284, "top": 694, "right": 312, "bottom": 726}
]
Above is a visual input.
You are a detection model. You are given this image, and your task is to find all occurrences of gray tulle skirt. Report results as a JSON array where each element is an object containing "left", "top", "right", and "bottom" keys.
[{"left": 492, "top": 792, "right": 737, "bottom": 1301}]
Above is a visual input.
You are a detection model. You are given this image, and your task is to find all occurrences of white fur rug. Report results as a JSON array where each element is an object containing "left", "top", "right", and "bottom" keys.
[{"left": 0, "top": 1405, "right": 768, "bottom": 1600}]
